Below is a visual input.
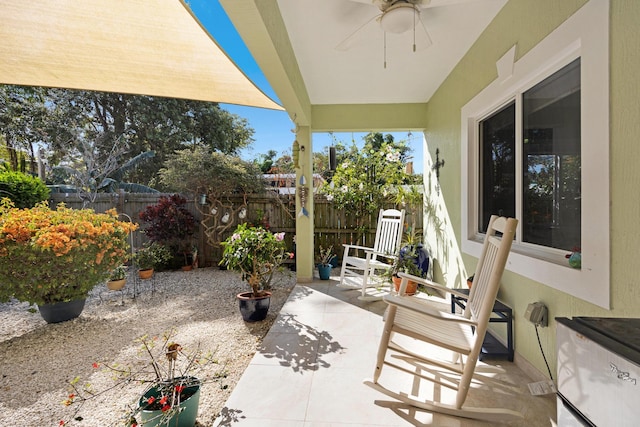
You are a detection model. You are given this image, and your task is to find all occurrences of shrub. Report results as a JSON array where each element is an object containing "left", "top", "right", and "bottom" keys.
[
  {"left": 220, "top": 224, "right": 292, "bottom": 297},
  {"left": 133, "top": 242, "right": 173, "bottom": 271},
  {"left": 139, "top": 194, "right": 196, "bottom": 253},
  {"left": 0, "top": 170, "right": 50, "bottom": 208},
  {"left": 0, "top": 199, "right": 137, "bottom": 305}
]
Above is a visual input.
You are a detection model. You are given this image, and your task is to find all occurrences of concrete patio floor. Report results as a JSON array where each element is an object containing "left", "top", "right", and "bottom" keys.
[{"left": 213, "top": 277, "right": 556, "bottom": 427}]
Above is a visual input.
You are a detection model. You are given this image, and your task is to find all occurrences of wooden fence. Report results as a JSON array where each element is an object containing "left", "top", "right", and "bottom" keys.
[{"left": 49, "top": 191, "right": 422, "bottom": 267}]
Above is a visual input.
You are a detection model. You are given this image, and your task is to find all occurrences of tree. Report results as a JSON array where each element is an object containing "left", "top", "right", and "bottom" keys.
[
  {"left": 0, "top": 86, "right": 48, "bottom": 173},
  {"left": 254, "top": 149, "right": 278, "bottom": 173},
  {"left": 159, "top": 147, "right": 265, "bottom": 251},
  {"left": 321, "top": 133, "right": 421, "bottom": 241},
  {"left": 45, "top": 89, "right": 256, "bottom": 188},
  {"left": 0, "top": 85, "right": 256, "bottom": 189}
]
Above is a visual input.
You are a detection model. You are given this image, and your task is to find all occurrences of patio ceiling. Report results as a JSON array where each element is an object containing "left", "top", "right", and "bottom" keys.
[
  {"left": 0, "top": 0, "right": 282, "bottom": 111},
  {"left": 220, "top": 0, "right": 507, "bottom": 127}
]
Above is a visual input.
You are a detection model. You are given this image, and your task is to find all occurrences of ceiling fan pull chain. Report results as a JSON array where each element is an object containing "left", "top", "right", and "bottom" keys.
[
  {"left": 384, "top": 32, "right": 387, "bottom": 69},
  {"left": 413, "top": 9, "right": 417, "bottom": 52}
]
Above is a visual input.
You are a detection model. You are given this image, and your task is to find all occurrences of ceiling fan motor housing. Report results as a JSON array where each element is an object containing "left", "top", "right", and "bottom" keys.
[{"left": 379, "top": 3, "right": 419, "bottom": 34}]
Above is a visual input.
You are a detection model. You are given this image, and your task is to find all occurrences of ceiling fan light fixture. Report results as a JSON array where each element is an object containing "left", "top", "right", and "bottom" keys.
[{"left": 379, "top": 4, "right": 418, "bottom": 34}]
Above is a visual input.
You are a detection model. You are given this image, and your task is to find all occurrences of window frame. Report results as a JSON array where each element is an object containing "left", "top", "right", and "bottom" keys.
[{"left": 460, "top": 0, "right": 609, "bottom": 309}]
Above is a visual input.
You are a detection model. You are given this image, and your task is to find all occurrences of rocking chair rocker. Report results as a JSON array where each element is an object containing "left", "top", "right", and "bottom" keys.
[
  {"left": 337, "top": 208, "right": 405, "bottom": 301},
  {"left": 364, "top": 215, "right": 522, "bottom": 422}
]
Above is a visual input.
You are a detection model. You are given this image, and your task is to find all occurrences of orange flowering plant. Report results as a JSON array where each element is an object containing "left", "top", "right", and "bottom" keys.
[{"left": 0, "top": 199, "right": 138, "bottom": 306}]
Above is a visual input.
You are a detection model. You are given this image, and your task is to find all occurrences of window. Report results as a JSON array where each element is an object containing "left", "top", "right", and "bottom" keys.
[
  {"left": 479, "top": 102, "right": 515, "bottom": 229},
  {"left": 478, "top": 59, "right": 581, "bottom": 253},
  {"left": 460, "top": 0, "right": 609, "bottom": 308}
]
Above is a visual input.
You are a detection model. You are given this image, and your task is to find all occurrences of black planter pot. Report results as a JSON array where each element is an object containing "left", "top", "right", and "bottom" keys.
[
  {"left": 237, "top": 291, "right": 271, "bottom": 322},
  {"left": 38, "top": 298, "right": 86, "bottom": 323}
]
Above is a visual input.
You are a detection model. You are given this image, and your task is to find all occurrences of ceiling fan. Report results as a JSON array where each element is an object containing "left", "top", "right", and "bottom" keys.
[{"left": 336, "top": 0, "right": 478, "bottom": 58}]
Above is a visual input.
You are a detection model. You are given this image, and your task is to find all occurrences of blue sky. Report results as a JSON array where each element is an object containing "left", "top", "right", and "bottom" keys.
[{"left": 189, "top": 0, "right": 423, "bottom": 173}]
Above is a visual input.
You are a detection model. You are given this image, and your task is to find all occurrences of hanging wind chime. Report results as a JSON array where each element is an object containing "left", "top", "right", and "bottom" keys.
[{"left": 291, "top": 120, "right": 309, "bottom": 217}]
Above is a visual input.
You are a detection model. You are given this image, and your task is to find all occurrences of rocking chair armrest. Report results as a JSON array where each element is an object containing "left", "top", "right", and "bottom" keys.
[
  {"left": 364, "top": 249, "right": 395, "bottom": 259},
  {"left": 383, "top": 293, "right": 478, "bottom": 326},
  {"left": 343, "top": 244, "right": 394, "bottom": 259},
  {"left": 342, "top": 244, "right": 374, "bottom": 253},
  {"left": 396, "top": 273, "right": 469, "bottom": 299}
]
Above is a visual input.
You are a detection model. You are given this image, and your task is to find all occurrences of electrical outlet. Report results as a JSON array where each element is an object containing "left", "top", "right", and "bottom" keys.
[{"left": 524, "top": 302, "right": 548, "bottom": 327}]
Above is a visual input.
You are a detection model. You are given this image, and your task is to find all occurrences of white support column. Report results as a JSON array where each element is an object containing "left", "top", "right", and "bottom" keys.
[{"left": 295, "top": 126, "right": 314, "bottom": 282}]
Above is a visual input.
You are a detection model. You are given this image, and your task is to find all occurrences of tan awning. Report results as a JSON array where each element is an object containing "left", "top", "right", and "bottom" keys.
[{"left": 0, "top": 0, "right": 283, "bottom": 110}]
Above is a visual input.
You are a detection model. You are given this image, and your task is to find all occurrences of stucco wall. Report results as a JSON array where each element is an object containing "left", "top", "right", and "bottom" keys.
[{"left": 422, "top": 0, "right": 640, "bottom": 377}]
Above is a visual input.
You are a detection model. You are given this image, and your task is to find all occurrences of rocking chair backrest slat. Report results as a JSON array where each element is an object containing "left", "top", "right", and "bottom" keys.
[
  {"left": 372, "top": 209, "right": 405, "bottom": 257},
  {"left": 464, "top": 216, "right": 518, "bottom": 327}
]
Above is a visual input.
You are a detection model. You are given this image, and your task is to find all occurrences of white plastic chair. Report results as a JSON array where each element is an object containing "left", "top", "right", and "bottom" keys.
[
  {"left": 337, "top": 208, "right": 405, "bottom": 301},
  {"left": 364, "top": 215, "right": 522, "bottom": 422}
]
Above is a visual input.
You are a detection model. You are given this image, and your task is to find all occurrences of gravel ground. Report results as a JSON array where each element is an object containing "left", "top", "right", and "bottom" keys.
[{"left": 0, "top": 267, "right": 296, "bottom": 427}]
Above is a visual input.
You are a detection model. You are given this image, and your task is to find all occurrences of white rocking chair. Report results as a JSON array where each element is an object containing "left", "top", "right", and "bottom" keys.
[
  {"left": 337, "top": 208, "right": 405, "bottom": 301},
  {"left": 364, "top": 215, "right": 522, "bottom": 422}
]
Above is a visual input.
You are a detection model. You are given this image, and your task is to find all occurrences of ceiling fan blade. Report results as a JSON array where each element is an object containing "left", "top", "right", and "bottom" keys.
[{"left": 335, "top": 13, "right": 381, "bottom": 51}]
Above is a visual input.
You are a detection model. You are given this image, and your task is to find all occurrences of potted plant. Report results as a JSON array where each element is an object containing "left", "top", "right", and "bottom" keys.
[
  {"left": 220, "top": 223, "right": 292, "bottom": 322},
  {"left": 316, "top": 245, "right": 335, "bottom": 280},
  {"left": 62, "top": 331, "right": 225, "bottom": 427},
  {"left": 134, "top": 242, "right": 172, "bottom": 279},
  {"left": 0, "top": 199, "right": 137, "bottom": 323},
  {"left": 386, "top": 230, "right": 430, "bottom": 295},
  {"left": 107, "top": 265, "right": 128, "bottom": 291},
  {"left": 182, "top": 246, "right": 198, "bottom": 271}
]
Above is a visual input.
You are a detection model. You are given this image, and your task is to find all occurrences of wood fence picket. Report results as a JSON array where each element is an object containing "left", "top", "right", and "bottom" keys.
[{"left": 49, "top": 191, "right": 422, "bottom": 267}]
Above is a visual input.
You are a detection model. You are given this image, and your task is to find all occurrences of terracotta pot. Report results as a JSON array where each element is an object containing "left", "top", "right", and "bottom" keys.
[
  {"left": 181, "top": 265, "right": 193, "bottom": 271},
  {"left": 107, "top": 278, "right": 126, "bottom": 291},
  {"left": 392, "top": 276, "right": 417, "bottom": 295},
  {"left": 138, "top": 268, "right": 154, "bottom": 280}
]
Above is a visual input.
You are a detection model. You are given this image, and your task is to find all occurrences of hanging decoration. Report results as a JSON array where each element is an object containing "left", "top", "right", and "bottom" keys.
[
  {"left": 291, "top": 114, "right": 300, "bottom": 169},
  {"left": 432, "top": 147, "right": 445, "bottom": 194},
  {"left": 297, "top": 173, "right": 309, "bottom": 217},
  {"left": 292, "top": 139, "right": 300, "bottom": 169}
]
